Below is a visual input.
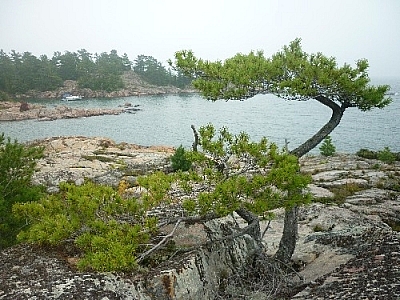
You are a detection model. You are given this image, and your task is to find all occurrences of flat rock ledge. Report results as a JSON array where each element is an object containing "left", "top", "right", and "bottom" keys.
[
  {"left": 1, "top": 142, "right": 400, "bottom": 299},
  {"left": 30, "top": 136, "right": 174, "bottom": 193}
]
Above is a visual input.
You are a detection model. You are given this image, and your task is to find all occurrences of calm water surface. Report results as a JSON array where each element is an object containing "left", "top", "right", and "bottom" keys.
[{"left": 1, "top": 78, "right": 399, "bottom": 154}]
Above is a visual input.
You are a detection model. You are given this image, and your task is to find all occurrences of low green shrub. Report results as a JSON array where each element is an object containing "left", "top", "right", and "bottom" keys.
[
  {"left": 377, "top": 146, "right": 396, "bottom": 164},
  {"left": 0, "top": 91, "right": 10, "bottom": 102},
  {"left": 395, "top": 152, "right": 400, "bottom": 161},
  {"left": 313, "top": 224, "right": 326, "bottom": 232},
  {"left": 319, "top": 136, "right": 336, "bottom": 156},
  {"left": 82, "top": 155, "right": 115, "bottom": 163},
  {"left": 0, "top": 134, "right": 45, "bottom": 250},
  {"left": 357, "top": 147, "right": 399, "bottom": 163},
  {"left": 385, "top": 219, "right": 400, "bottom": 232},
  {"left": 170, "top": 145, "right": 192, "bottom": 171},
  {"left": 356, "top": 148, "right": 377, "bottom": 159},
  {"left": 321, "top": 183, "right": 364, "bottom": 205},
  {"left": 13, "top": 181, "right": 157, "bottom": 272}
]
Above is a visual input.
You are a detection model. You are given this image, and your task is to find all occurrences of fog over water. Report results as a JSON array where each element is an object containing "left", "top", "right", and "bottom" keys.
[{"left": 1, "top": 1, "right": 399, "bottom": 78}]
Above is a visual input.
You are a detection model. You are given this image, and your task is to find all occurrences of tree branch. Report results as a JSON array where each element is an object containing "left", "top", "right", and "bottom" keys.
[
  {"left": 191, "top": 124, "right": 200, "bottom": 152},
  {"left": 139, "top": 211, "right": 263, "bottom": 264},
  {"left": 261, "top": 219, "right": 272, "bottom": 240},
  {"left": 137, "top": 218, "right": 182, "bottom": 263},
  {"left": 235, "top": 207, "right": 262, "bottom": 244},
  {"left": 157, "top": 212, "right": 219, "bottom": 228}
]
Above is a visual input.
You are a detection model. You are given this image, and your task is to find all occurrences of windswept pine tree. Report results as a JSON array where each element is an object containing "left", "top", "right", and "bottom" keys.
[{"left": 171, "top": 38, "right": 392, "bottom": 262}]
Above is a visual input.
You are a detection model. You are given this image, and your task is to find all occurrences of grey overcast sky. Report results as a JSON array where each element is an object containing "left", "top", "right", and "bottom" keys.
[{"left": 1, "top": 0, "right": 399, "bottom": 77}]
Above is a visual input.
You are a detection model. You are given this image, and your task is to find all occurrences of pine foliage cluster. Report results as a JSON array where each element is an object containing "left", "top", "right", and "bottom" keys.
[{"left": 0, "top": 134, "right": 44, "bottom": 249}]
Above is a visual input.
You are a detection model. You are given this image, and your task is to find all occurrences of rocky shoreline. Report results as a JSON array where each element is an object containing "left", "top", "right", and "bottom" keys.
[
  {"left": 0, "top": 101, "right": 137, "bottom": 121},
  {"left": 0, "top": 101, "right": 125, "bottom": 121},
  {"left": 0, "top": 136, "right": 399, "bottom": 299},
  {"left": 0, "top": 72, "right": 195, "bottom": 121}
]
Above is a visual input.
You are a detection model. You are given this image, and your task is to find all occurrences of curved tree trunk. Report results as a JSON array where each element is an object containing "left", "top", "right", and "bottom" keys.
[
  {"left": 235, "top": 207, "right": 262, "bottom": 245},
  {"left": 274, "top": 96, "right": 346, "bottom": 264},
  {"left": 290, "top": 96, "right": 345, "bottom": 158},
  {"left": 274, "top": 205, "right": 299, "bottom": 264}
]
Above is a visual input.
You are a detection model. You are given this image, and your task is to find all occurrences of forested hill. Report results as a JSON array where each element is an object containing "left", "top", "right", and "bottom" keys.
[{"left": 0, "top": 50, "right": 192, "bottom": 99}]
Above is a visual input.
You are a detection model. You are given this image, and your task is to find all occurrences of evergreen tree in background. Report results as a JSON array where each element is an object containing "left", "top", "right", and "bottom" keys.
[
  {"left": 78, "top": 50, "right": 125, "bottom": 91},
  {"left": 0, "top": 49, "right": 189, "bottom": 97},
  {"left": 319, "top": 135, "right": 336, "bottom": 156},
  {"left": 133, "top": 55, "right": 172, "bottom": 86}
]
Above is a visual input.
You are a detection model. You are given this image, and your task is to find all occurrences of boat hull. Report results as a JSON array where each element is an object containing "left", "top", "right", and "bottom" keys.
[{"left": 61, "top": 95, "right": 83, "bottom": 101}]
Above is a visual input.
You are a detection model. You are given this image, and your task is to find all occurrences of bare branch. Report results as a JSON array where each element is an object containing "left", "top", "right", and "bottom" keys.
[
  {"left": 137, "top": 219, "right": 182, "bottom": 263},
  {"left": 191, "top": 124, "right": 200, "bottom": 152},
  {"left": 261, "top": 219, "right": 272, "bottom": 240},
  {"left": 156, "top": 212, "right": 219, "bottom": 228}
]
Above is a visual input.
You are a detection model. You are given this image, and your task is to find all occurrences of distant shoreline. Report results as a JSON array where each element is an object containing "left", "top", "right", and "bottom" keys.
[{"left": 10, "top": 73, "right": 195, "bottom": 100}]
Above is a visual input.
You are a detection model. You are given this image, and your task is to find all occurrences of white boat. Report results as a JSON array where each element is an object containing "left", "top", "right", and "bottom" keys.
[{"left": 61, "top": 93, "right": 83, "bottom": 101}]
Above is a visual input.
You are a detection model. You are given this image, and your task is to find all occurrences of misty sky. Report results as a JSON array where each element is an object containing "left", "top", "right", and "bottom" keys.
[{"left": 1, "top": 0, "right": 399, "bottom": 78}]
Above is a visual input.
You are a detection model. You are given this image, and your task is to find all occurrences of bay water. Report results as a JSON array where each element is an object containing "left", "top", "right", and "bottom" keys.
[{"left": 1, "top": 78, "right": 399, "bottom": 154}]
